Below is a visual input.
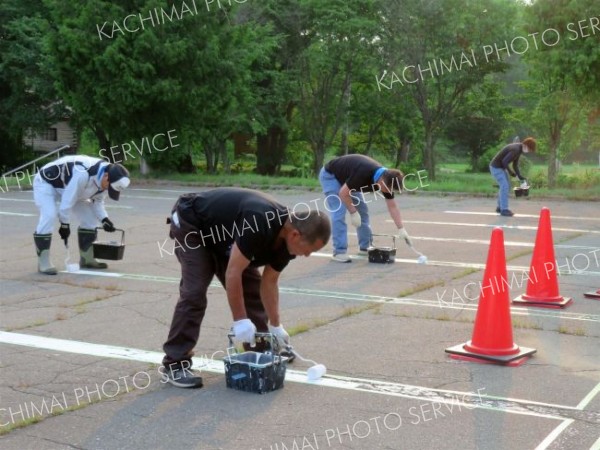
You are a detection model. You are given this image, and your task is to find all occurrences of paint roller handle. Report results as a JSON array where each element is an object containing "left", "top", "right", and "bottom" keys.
[
  {"left": 59, "top": 223, "right": 70, "bottom": 246},
  {"left": 284, "top": 345, "right": 318, "bottom": 366}
]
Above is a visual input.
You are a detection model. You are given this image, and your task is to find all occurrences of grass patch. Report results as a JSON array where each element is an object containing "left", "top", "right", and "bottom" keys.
[
  {"left": 512, "top": 318, "right": 543, "bottom": 330},
  {"left": 557, "top": 326, "right": 586, "bottom": 336},
  {"left": 434, "top": 163, "right": 600, "bottom": 200},
  {"left": 398, "top": 280, "right": 445, "bottom": 297},
  {"left": 135, "top": 170, "right": 320, "bottom": 190},
  {"left": 424, "top": 312, "right": 451, "bottom": 321},
  {"left": 450, "top": 268, "right": 480, "bottom": 280}
]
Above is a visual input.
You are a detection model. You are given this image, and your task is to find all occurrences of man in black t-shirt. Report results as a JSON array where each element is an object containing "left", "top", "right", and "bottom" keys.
[
  {"left": 319, "top": 154, "right": 411, "bottom": 262},
  {"left": 489, "top": 137, "right": 536, "bottom": 217},
  {"left": 161, "top": 188, "right": 330, "bottom": 388}
]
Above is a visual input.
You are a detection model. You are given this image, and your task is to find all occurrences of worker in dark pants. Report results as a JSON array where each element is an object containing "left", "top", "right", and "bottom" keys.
[
  {"left": 489, "top": 137, "right": 536, "bottom": 217},
  {"left": 32, "top": 155, "right": 130, "bottom": 274},
  {"left": 319, "top": 154, "right": 411, "bottom": 262},
  {"left": 161, "top": 188, "right": 331, "bottom": 388}
]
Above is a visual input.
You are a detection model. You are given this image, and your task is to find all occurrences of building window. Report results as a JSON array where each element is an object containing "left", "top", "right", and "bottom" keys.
[{"left": 40, "top": 128, "right": 58, "bottom": 141}]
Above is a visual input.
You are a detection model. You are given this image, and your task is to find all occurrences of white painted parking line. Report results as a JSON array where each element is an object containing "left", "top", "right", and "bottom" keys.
[
  {"left": 122, "top": 195, "right": 177, "bottom": 201},
  {"left": 312, "top": 252, "right": 600, "bottom": 277},
  {"left": 387, "top": 220, "right": 600, "bottom": 234},
  {"left": 64, "top": 270, "right": 600, "bottom": 323},
  {"left": 0, "top": 198, "right": 132, "bottom": 208},
  {"left": 534, "top": 381, "right": 600, "bottom": 450},
  {"left": 348, "top": 232, "right": 598, "bottom": 251},
  {"left": 576, "top": 382, "right": 600, "bottom": 410},
  {"left": 0, "top": 331, "right": 578, "bottom": 420},
  {"left": 129, "top": 188, "right": 191, "bottom": 193},
  {"left": 445, "top": 211, "right": 600, "bottom": 222},
  {"left": 534, "top": 419, "right": 575, "bottom": 450},
  {"left": 0, "top": 211, "right": 35, "bottom": 217}
]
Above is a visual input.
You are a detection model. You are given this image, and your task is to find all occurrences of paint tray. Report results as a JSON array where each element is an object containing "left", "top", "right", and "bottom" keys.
[
  {"left": 368, "top": 234, "right": 396, "bottom": 264},
  {"left": 223, "top": 333, "right": 288, "bottom": 394},
  {"left": 514, "top": 187, "right": 529, "bottom": 198},
  {"left": 93, "top": 228, "right": 125, "bottom": 260}
]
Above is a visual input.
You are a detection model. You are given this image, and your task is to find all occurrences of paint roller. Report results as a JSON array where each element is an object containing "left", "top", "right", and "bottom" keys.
[
  {"left": 401, "top": 234, "right": 428, "bottom": 264},
  {"left": 285, "top": 346, "right": 326, "bottom": 381},
  {"left": 64, "top": 240, "right": 80, "bottom": 273}
]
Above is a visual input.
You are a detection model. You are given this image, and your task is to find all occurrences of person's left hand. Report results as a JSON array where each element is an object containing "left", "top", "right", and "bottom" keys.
[
  {"left": 268, "top": 324, "right": 290, "bottom": 347},
  {"left": 102, "top": 217, "right": 116, "bottom": 232}
]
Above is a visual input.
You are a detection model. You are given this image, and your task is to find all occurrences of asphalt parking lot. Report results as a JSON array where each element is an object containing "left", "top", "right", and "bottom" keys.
[{"left": 1, "top": 186, "right": 599, "bottom": 450}]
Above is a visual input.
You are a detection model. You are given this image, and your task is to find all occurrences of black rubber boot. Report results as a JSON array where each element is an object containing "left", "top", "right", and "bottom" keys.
[
  {"left": 78, "top": 228, "right": 108, "bottom": 269},
  {"left": 33, "top": 233, "right": 57, "bottom": 275}
]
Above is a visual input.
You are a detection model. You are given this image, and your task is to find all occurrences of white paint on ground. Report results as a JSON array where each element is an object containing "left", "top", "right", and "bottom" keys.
[
  {"left": 63, "top": 270, "right": 600, "bottom": 323},
  {"left": 0, "top": 211, "right": 35, "bottom": 217},
  {"left": 445, "top": 211, "right": 600, "bottom": 222},
  {"left": 534, "top": 419, "right": 575, "bottom": 450},
  {"left": 387, "top": 219, "right": 600, "bottom": 235},
  {"left": 0, "top": 331, "right": 575, "bottom": 420}
]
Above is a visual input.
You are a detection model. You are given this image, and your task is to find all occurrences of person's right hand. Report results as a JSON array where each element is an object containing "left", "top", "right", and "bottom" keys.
[
  {"left": 349, "top": 211, "right": 362, "bottom": 228},
  {"left": 397, "top": 227, "right": 413, "bottom": 247},
  {"left": 520, "top": 179, "right": 529, "bottom": 189},
  {"left": 231, "top": 319, "right": 256, "bottom": 346},
  {"left": 59, "top": 223, "right": 70, "bottom": 244}
]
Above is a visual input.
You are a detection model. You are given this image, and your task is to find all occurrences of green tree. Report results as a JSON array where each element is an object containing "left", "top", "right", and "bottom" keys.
[
  {"left": 0, "top": 0, "right": 63, "bottom": 169},
  {"left": 445, "top": 79, "right": 508, "bottom": 172},
  {"left": 295, "top": 0, "right": 381, "bottom": 174},
  {"left": 521, "top": 0, "right": 600, "bottom": 187},
  {"left": 45, "top": 0, "right": 272, "bottom": 172},
  {"left": 377, "top": 0, "right": 518, "bottom": 180}
]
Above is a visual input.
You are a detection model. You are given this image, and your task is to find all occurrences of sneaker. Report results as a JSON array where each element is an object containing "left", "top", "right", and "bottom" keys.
[
  {"left": 495, "top": 207, "right": 501, "bottom": 214},
  {"left": 332, "top": 253, "right": 351, "bottom": 263},
  {"left": 500, "top": 209, "right": 514, "bottom": 217},
  {"left": 357, "top": 248, "right": 369, "bottom": 256},
  {"left": 161, "top": 364, "right": 203, "bottom": 388}
]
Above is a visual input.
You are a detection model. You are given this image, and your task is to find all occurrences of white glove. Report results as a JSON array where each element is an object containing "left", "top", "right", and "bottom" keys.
[
  {"left": 349, "top": 211, "right": 362, "bottom": 228},
  {"left": 231, "top": 319, "right": 256, "bottom": 346},
  {"left": 520, "top": 180, "right": 529, "bottom": 189},
  {"left": 397, "top": 227, "right": 413, "bottom": 247},
  {"left": 268, "top": 324, "right": 290, "bottom": 347}
]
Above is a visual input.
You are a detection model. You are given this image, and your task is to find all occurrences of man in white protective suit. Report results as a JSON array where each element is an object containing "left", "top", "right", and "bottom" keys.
[{"left": 32, "top": 155, "right": 130, "bottom": 274}]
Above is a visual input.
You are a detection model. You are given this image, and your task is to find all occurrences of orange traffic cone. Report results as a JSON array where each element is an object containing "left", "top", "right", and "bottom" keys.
[
  {"left": 445, "top": 227, "right": 536, "bottom": 364},
  {"left": 513, "top": 208, "right": 573, "bottom": 308},
  {"left": 584, "top": 289, "right": 600, "bottom": 299}
]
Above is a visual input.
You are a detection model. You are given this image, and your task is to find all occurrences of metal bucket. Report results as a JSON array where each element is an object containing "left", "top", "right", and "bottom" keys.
[
  {"left": 368, "top": 234, "right": 397, "bottom": 264},
  {"left": 93, "top": 228, "right": 126, "bottom": 260}
]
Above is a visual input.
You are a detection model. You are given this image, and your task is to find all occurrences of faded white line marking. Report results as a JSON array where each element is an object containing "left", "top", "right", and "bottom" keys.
[
  {"left": 0, "top": 211, "right": 35, "bottom": 217},
  {"left": 0, "top": 331, "right": 576, "bottom": 420},
  {"left": 63, "top": 270, "right": 600, "bottom": 323},
  {"left": 445, "top": 211, "right": 600, "bottom": 222},
  {"left": 534, "top": 419, "right": 575, "bottom": 450},
  {"left": 387, "top": 220, "right": 600, "bottom": 235}
]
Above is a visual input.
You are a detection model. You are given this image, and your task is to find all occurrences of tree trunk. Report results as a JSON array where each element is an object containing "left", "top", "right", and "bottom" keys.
[
  {"left": 204, "top": 139, "right": 219, "bottom": 174},
  {"left": 547, "top": 122, "right": 560, "bottom": 188},
  {"left": 423, "top": 130, "right": 436, "bottom": 181},
  {"left": 312, "top": 140, "right": 325, "bottom": 175},
  {"left": 395, "top": 140, "right": 411, "bottom": 167},
  {"left": 94, "top": 127, "right": 119, "bottom": 163},
  {"left": 256, "top": 126, "right": 287, "bottom": 175},
  {"left": 340, "top": 73, "right": 352, "bottom": 156},
  {"left": 219, "top": 139, "right": 230, "bottom": 174}
]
